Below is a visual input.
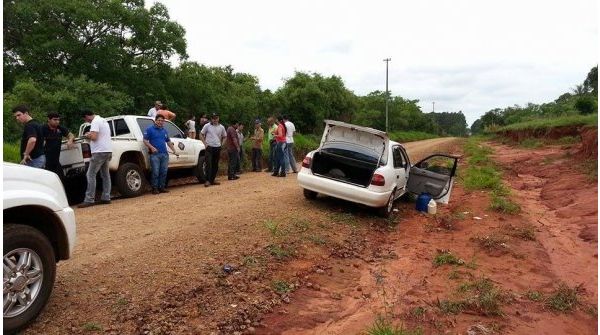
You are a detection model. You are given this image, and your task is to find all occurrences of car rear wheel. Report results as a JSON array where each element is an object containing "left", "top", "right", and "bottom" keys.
[
  {"left": 378, "top": 190, "right": 395, "bottom": 218},
  {"left": 303, "top": 189, "right": 318, "bottom": 200},
  {"left": 3, "top": 224, "right": 56, "bottom": 334},
  {"left": 115, "top": 162, "right": 147, "bottom": 197}
]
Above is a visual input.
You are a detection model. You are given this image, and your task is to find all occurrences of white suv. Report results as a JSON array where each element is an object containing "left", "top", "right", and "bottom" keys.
[{"left": 3, "top": 163, "right": 76, "bottom": 333}]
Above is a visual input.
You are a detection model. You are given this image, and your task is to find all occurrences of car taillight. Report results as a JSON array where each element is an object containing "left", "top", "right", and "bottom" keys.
[
  {"left": 82, "top": 143, "right": 91, "bottom": 159},
  {"left": 302, "top": 156, "right": 312, "bottom": 168},
  {"left": 371, "top": 173, "right": 385, "bottom": 186}
]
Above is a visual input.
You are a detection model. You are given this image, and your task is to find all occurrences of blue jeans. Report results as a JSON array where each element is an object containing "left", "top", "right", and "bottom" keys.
[
  {"left": 286, "top": 142, "right": 297, "bottom": 172},
  {"left": 84, "top": 152, "right": 112, "bottom": 203},
  {"left": 26, "top": 155, "right": 46, "bottom": 169},
  {"left": 267, "top": 141, "right": 276, "bottom": 171},
  {"left": 150, "top": 152, "right": 169, "bottom": 189},
  {"left": 273, "top": 142, "right": 287, "bottom": 174}
]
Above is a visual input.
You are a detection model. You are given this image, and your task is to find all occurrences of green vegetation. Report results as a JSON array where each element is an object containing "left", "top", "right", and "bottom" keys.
[
  {"left": 82, "top": 322, "right": 103, "bottom": 332},
  {"left": 463, "top": 137, "right": 521, "bottom": 214},
  {"left": 264, "top": 220, "right": 283, "bottom": 237},
  {"left": 489, "top": 194, "right": 521, "bottom": 214},
  {"left": 3, "top": 142, "right": 20, "bottom": 163},
  {"left": 266, "top": 244, "right": 295, "bottom": 260},
  {"left": 526, "top": 290, "right": 543, "bottom": 301},
  {"left": 433, "top": 250, "right": 465, "bottom": 267},
  {"left": 498, "top": 114, "right": 597, "bottom": 132},
  {"left": 438, "top": 278, "right": 506, "bottom": 316},
  {"left": 546, "top": 283, "right": 580, "bottom": 312},
  {"left": 471, "top": 66, "right": 597, "bottom": 134},
  {"left": 365, "top": 316, "right": 423, "bottom": 335},
  {"left": 271, "top": 280, "right": 292, "bottom": 294},
  {"left": 389, "top": 131, "right": 438, "bottom": 143}
]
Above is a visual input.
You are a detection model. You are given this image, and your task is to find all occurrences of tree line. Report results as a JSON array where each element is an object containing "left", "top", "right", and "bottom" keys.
[
  {"left": 471, "top": 66, "right": 598, "bottom": 134},
  {"left": 3, "top": 0, "right": 468, "bottom": 142}
]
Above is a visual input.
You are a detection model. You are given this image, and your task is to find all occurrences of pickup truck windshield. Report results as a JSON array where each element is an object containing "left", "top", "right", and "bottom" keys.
[{"left": 321, "top": 143, "right": 385, "bottom": 165}]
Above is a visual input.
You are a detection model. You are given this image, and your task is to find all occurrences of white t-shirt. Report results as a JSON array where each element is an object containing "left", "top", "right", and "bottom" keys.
[
  {"left": 147, "top": 107, "right": 157, "bottom": 118},
  {"left": 200, "top": 123, "right": 226, "bottom": 147},
  {"left": 284, "top": 121, "right": 295, "bottom": 143},
  {"left": 185, "top": 120, "right": 196, "bottom": 131},
  {"left": 89, "top": 115, "right": 112, "bottom": 153}
]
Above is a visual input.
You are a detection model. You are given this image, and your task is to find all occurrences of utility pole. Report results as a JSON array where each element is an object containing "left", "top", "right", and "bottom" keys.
[
  {"left": 432, "top": 101, "right": 435, "bottom": 113},
  {"left": 383, "top": 58, "right": 391, "bottom": 132}
]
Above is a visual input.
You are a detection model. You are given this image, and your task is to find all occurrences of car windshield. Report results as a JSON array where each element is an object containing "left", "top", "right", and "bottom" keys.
[{"left": 321, "top": 143, "right": 383, "bottom": 165}]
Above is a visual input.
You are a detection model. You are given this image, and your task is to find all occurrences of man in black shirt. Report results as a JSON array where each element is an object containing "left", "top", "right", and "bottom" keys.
[
  {"left": 42, "top": 112, "right": 75, "bottom": 178},
  {"left": 12, "top": 105, "right": 45, "bottom": 168}
]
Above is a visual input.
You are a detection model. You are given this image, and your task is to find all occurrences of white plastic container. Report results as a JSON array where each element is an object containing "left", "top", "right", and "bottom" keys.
[{"left": 427, "top": 199, "right": 437, "bottom": 215}]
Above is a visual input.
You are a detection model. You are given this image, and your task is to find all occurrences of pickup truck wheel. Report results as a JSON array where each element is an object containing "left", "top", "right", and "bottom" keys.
[
  {"left": 115, "top": 163, "right": 147, "bottom": 198},
  {"left": 303, "top": 189, "right": 317, "bottom": 200},
  {"left": 3, "top": 224, "right": 56, "bottom": 334},
  {"left": 194, "top": 155, "right": 206, "bottom": 183},
  {"left": 378, "top": 191, "right": 395, "bottom": 218}
]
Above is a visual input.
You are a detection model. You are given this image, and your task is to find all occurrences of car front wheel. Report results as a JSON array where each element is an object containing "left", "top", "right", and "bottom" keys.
[{"left": 3, "top": 224, "right": 56, "bottom": 334}]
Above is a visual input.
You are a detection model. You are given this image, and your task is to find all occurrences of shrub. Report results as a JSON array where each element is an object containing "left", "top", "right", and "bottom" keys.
[{"left": 3, "top": 142, "right": 21, "bottom": 163}]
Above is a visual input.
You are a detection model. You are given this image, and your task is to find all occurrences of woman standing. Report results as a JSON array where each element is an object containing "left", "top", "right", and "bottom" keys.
[{"left": 185, "top": 115, "right": 196, "bottom": 139}]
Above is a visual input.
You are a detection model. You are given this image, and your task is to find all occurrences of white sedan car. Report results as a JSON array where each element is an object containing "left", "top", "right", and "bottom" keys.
[{"left": 297, "top": 120, "right": 458, "bottom": 217}]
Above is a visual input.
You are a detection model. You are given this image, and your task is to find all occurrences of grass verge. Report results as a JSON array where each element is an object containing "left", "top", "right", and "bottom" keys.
[{"left": 495, "top": 114, "right": 597, "bottom": 132}]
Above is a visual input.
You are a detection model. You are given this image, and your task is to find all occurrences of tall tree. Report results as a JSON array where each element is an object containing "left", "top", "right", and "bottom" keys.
[{"left": 3, "top": 0, "right": 187, "bottom": 109}]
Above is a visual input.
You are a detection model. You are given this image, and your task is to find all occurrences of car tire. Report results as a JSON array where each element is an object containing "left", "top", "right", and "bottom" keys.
[
  {"left": 194, "top": 155, "right": 206, "bottom": 183},
  {"left": 3, "top": 224, "right": 56, "bottom": 334},
  {"left": 378, "top": 190, "right": 395, "bottom": 218},
  {"left": 115, "top": 162, "right": 147, "bottom": 198},
  {"left": 303, "top": 189, "right": 318, "bottom": 200}
]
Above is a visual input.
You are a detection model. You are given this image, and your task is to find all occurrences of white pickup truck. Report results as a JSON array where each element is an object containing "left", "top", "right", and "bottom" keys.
[
  {"left": 60, "top": 115, "right": 206, "bottom": 198},
  {"left": 3, "top": 163, "right": 77, "bottom": 333}
]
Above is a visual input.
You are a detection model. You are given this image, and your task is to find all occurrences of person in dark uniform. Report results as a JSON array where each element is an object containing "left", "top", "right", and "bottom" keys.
[{"left": 41, "top": 112, "right": 75, "bottom": 178}]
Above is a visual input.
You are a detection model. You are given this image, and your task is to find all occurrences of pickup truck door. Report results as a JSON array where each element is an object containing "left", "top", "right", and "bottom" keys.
[
  {"left": 162, "top": 121, "right": 195, "bottom": 167},
  {"left": 407, "top": 154, "right": 458, "bottom": 204}
]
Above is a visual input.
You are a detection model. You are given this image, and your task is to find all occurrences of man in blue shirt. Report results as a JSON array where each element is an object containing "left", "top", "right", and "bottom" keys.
[{"left": 143, "top": 114, "right": 178, "bottom": 194}]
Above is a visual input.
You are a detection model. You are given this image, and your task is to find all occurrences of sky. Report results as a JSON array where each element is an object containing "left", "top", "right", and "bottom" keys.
[{"left": 150, "top": 0, "right": 598, "bottom": 126}]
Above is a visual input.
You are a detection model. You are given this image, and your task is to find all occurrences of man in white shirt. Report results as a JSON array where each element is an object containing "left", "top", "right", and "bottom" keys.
[
  {"left": 283, "top": 115, "right": 298, "bottom": 173},
  {"left": 79, "top": 110, "right": 113, "bottom": 208},
  {"left": 147, "top": 100, "right": 161, "bottom": 118},
  {"left": 200, "top": 113, "right": 227, "bottom": 187}
]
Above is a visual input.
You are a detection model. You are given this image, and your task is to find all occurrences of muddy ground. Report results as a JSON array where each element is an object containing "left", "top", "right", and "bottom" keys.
[{"left": 23, "top": 137, "right": 597, "bottom": 335}]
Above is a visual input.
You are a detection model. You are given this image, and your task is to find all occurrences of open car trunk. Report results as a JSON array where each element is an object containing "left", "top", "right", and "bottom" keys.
[
  {"left": 310, "top": 120, "right": 388, "bottom": 187},
  {"left": 310, "top": 150, "right": 378, "bottom": 187}
]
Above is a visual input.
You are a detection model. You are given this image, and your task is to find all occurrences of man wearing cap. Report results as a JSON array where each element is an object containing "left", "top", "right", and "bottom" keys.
[
  {"left": 200, "top": 113, "right": 227, "bottom": 187},
  {"left": 42, "top": 112, "right": 75, "bottom": 178},
  {"left": 250, "top": 119, "right": 264, "bottom": 172},
  {"left": 147, "top": 101, "right": 161, "bottom": 118},
  {"left": 78, "top": 110, "right": 113, "bottom": 208}
]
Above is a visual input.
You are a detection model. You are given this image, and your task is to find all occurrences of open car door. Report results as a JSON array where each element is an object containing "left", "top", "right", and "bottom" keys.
[{"left": 407, "top": 154, "right": 459, "bottom": 204}]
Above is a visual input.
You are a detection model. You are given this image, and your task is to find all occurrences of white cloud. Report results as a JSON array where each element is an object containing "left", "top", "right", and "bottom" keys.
[{"left": 151, "top": 0, "right": 597, "bottom": 126}]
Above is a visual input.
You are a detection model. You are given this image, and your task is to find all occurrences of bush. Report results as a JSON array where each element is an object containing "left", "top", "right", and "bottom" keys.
[
  {"left": 3, "top": 142, "right": 21, "bottom": 163},
  {"left": 575, "top": 95, "right": 598, "bottom": 115}
]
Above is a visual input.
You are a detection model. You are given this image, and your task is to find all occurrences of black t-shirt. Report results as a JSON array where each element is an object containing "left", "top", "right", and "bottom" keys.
[
  {"left": 42, "top": 124, "right": 70, "bottom": 159},
  {"left": 20, "top": 120, "right": 45, "bottom": 159}
]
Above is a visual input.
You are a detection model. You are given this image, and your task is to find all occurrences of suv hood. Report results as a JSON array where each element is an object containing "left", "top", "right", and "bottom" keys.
[
  {"left": 3, "top": 162, "right": 69, "bottom": 209},
  {"left": 320, "top": 120, "right": 389, "bottom": 158}
]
